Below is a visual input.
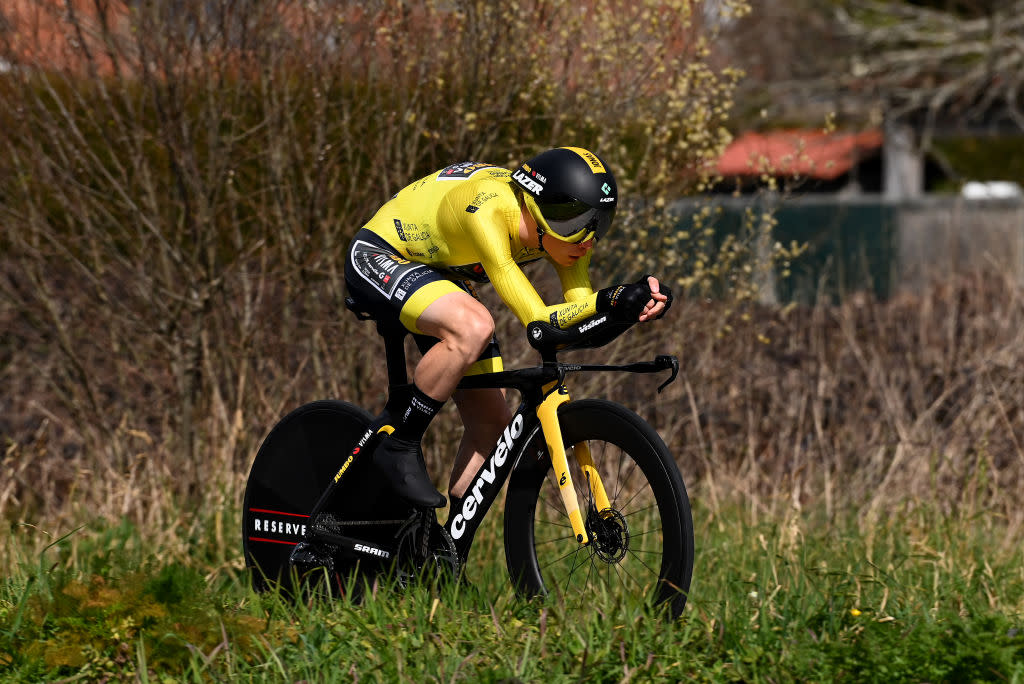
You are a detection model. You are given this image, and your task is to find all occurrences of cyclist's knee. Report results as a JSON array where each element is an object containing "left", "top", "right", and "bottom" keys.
[{"left": 446, "top": 302, "right": 494, "bottom": 358}]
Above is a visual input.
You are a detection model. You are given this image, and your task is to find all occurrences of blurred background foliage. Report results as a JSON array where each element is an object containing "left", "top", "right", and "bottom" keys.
[
  {"left": 0, "top": 0, "right": 1022, "bottom": 577},
  {"left": 0, "top": 0, "right": 758, "bottom": 546}
]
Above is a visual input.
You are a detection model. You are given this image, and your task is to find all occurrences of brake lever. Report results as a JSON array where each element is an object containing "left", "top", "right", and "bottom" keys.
[{"left": 655, "top": 355, "right": 679, "bottom": 393}]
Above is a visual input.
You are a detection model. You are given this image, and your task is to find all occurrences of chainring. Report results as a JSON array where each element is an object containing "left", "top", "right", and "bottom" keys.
[{"left": 393, "top": 514, "right": 461, "bottom": 586}]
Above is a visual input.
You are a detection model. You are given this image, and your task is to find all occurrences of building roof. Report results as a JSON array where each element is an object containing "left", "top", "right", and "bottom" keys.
[
  {"left": 2, "top": 0, "right": 129, "bottom": 73},
  {"left": 717, "top": 129, "right": 884, "bottom": 180}
]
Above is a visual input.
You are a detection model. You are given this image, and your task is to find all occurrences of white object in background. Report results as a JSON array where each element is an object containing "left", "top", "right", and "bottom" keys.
[{"left": 962, "top": 181, "right": 1024, "bottom": 199}]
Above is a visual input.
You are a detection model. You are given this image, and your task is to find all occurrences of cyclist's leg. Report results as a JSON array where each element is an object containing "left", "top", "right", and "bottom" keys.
[
  {"left": 412, "top": 278, "right": 510, "bottom": 499},
  {"left": 346, "top": 232, "right": 466, "bottom": 506},
  {"left": 448, "top": 387, "right": 512, "bottom": 498},
  {"left": 346, "top": 231, "right": 500, "bottom": 507},
  {"left": 410, "top": 292, "right": 495, "bottom": 401}
]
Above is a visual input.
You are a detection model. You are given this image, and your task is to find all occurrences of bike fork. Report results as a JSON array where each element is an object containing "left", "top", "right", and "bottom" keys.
[{"left": 535, "top": 383, "right": 613, "bottom": 546}]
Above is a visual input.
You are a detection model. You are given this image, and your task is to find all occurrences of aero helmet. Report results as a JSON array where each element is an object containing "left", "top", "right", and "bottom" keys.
[{"left": 511, "top": 147, "right": 618, "bottom": 245}]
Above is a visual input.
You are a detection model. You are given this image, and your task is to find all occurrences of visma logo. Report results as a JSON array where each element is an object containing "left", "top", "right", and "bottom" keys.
[{"left": 451, "top": 414, "right": 524, "bottom": 539}]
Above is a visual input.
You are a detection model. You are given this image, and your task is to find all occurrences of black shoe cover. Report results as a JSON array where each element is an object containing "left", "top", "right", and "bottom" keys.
[{"left": 373, "top": 435, "right": 446, "bottom": 508}]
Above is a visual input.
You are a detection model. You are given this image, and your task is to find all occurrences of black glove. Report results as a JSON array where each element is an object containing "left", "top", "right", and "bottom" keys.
[
  {"left": 654, "top": 283, "right": 673, "bottom": 320},
  {"left": 597, "top": 276, "right": 654, "bottom": 322}
]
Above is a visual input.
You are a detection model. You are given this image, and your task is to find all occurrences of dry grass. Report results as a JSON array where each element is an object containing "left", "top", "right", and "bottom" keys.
[
  {"left": 1, "top": 0, "right": 1022, "bottom": 572},
  {"left": 3, "top": 258, "right": 1024, "bottom": 570}
]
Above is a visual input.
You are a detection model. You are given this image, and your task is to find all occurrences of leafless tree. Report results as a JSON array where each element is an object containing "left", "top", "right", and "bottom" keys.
[
  {"left": 723, "top": 0, "right": 1024, "bottom": 139},
  {"left": 836, "top": 0, "right": 1024, "bottom": 136}
]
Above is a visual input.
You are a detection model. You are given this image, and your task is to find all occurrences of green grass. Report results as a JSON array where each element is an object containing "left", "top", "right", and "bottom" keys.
[{"left": 2, "top": 503, "right": 1022, "bottom": 683}]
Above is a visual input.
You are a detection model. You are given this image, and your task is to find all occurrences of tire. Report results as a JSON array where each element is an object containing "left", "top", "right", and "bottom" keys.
[
  {"left": 241, "top": 400, "right": 411, "bottom": 594},
  {"left": 504, "top": 399, "right": 694, "bottom": 618}
]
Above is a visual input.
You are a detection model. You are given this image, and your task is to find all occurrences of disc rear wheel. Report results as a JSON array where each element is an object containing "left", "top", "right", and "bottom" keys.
[{"left": 242, "top": 400, "right": 412, "bottom": 595}]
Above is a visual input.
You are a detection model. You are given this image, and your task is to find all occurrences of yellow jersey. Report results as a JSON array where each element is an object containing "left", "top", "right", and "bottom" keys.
[{"left": 361, "top": 162, "right": 600, "bottom": 328}]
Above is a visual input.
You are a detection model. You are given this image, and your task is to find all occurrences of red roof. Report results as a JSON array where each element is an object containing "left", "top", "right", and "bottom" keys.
[
  {"left": 716, "top": 129, "right": 884, "bottom": 180},
  {"left": 3, "top": 0, "right": 129, "bottom": 73}
]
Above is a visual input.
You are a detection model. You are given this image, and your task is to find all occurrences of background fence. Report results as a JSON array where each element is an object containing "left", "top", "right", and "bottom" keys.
[{"left": 674, "top": 195, "right": 1024, "bottom": 303}]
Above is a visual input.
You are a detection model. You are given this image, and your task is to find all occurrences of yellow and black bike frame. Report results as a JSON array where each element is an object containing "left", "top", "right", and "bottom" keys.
[{"left": 535, "top": 380, "right": 612, "bottom": 546}]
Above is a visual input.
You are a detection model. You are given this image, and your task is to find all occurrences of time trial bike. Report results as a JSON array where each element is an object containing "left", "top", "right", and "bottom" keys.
[{"left": 242, "top": 298, "right": 695, "bottom": 617}]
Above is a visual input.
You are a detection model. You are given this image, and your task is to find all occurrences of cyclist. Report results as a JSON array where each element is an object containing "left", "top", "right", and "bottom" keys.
[{"left": 344, "top": 147, "right": 671, "bottom": 510}]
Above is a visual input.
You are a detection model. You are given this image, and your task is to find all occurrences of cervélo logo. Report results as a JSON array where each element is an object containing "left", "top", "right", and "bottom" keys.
[{"left": 451, "top": 414, "right": 524, "bottom": 539}]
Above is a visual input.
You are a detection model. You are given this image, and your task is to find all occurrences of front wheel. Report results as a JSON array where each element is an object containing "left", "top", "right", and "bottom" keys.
[{"left": 504, "top": 399, "right": 694, "bottom": 618}]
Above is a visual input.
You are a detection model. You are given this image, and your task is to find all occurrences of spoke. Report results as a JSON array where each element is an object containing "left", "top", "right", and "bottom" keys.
[
  {"left": 536, "top": 518, "right": 575, "bottom": 530},
  {"left": 534, "top": 532, "right": 579, "bottom": 546},
  {"left": 579, "top": 552, "right": 598, "bottom": 610},
  {"left": 540, "top": 474, "right": 568, "bottom": 520},
  {"left": 627, "top": 548, "right": 665, "bottom": 556},
  {"left": 626, "top": 547, "right": 661, "bottom": 579},
  {"left": 540, "top": 544, "right": 588, "bottom": 571},
  {"left": 615, "top": 554, "right": 649, "bottom": 592},
  {"left": 610, "top": 558, "right": 626, "bottom": 589},
  {"left": 612, "top": 447, "right": 641, "bottom": 504},
  {"left": 618, "top": 483, "right": 654, "bottom": 516},
  {"left": 621, "top": 501, "right": 657, "bottom": 520},
  {"left": 563, "top": 545, "right": 593, "bottom": 595}
]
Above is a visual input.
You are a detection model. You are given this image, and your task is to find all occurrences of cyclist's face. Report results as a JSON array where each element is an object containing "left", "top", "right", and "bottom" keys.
[
  {"left": 519, "top": 201, "right": 593, "bottom": 265},
  {"left": 546, "top": 234, "right": 594, "bottom": 266}
]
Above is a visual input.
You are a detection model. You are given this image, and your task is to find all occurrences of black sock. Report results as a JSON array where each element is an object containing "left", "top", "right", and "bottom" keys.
[{"left": 392, "top": 384, "right": 444, "bottom": 443}]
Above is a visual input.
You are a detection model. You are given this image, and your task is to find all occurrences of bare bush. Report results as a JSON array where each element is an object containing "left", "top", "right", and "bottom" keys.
[
  {"left": 0, "top": 0, "right": 749, "bottom": 557},
  {"left": 4, "top": 1, "right": 1020, "bottom": 572}
]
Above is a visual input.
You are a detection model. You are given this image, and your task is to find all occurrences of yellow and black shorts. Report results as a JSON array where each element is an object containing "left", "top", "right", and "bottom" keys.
[{"left": 345, "top": 229, "right": 503, "bottom": 376}]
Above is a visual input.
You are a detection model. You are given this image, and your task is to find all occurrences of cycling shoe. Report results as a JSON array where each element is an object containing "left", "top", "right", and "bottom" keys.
[{"left": 372, "top": 435, "right": 447, "bottom": 508}]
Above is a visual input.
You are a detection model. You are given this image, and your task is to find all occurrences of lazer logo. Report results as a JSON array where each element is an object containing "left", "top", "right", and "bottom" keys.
[
  {"left": 512, "top": 169, "right": 543, "bottom": 196},
  {"left": 451, "top": 414, "right": 525, "bottom": 539},
  {"left": 579, "top": 315, "right": 607, "bottom": 333},
  {"left": 354, "top": 543, "right": 390, "bottom": 559}
]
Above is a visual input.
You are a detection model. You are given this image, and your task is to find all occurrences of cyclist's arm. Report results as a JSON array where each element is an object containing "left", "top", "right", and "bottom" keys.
[
  {"left": 486, "top": 256, "right": 600, "bottom": 328},
  {"left": 554, "top": 251, "right": 595, "bottom": 303},
  {"left": 451, "top": 187, "right": 603, "bottom": 328},
  {"left": 462, "top": 210, "right": 598, "bottom": 328}
]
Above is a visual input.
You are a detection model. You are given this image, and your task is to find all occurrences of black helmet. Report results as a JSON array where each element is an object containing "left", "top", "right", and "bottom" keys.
[{"left": 511, "top": 147, "right": 618, "bottom": 243}]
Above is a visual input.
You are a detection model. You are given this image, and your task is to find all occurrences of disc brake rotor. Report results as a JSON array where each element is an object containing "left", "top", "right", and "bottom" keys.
[{"left": 586, "top": 507, "right": 629, "bottom": 564}]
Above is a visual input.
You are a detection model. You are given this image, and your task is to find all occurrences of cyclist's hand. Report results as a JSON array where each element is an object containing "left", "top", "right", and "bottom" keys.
[
  {"left": 598, "top": 275, "right": 672, "bottom": 323},
  {"left": 641, "top": 276, "right": 672, "bottom": 322}
]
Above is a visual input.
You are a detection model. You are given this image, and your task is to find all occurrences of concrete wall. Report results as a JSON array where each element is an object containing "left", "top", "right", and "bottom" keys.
[
  {"left": 898, "top": 198, "right": 1024, "bottom": 291},
  {"left": 672, "top": 196, "right": 1024, "bottom": 303}
]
